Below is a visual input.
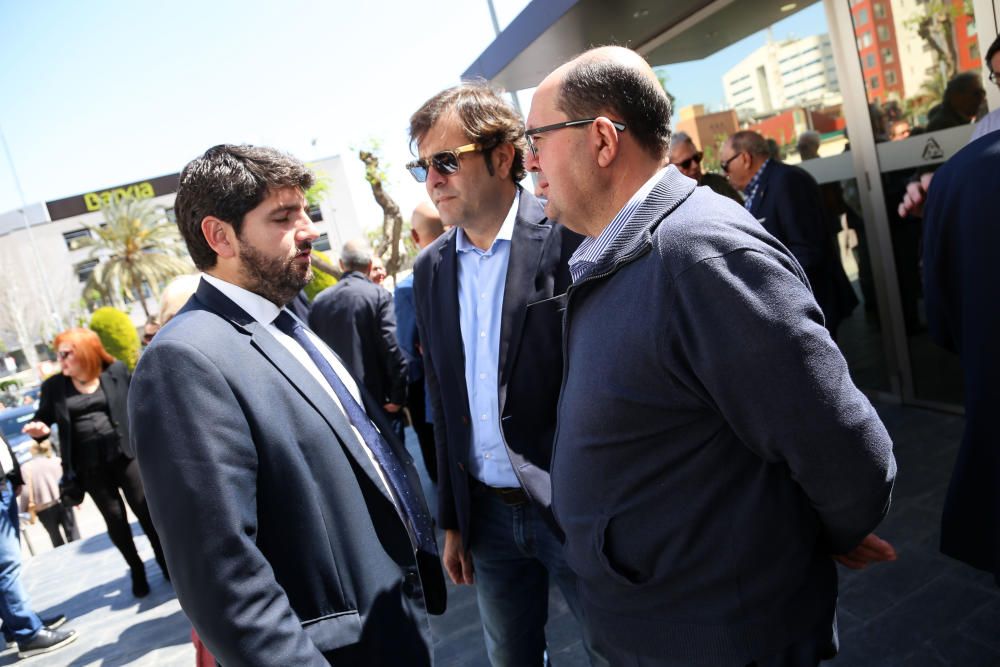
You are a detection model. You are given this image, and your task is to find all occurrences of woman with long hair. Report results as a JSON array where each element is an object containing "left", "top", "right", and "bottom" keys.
[{"left": 22, "top": 328, "right": 166, "bottom": 597}]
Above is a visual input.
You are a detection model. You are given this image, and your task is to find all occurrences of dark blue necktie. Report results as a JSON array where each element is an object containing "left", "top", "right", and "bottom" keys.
[{"left": 273, "top": 310, "right": 437, "bottom": 554}]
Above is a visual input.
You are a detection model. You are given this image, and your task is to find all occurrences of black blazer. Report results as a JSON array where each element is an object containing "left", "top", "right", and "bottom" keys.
[
  {"left": 413, "top": 190, "right": 579, "bottom": 545},
  {"left": 749, "top": 161, "right": 858, "bottom": 332},
  {"left": 128, "top": 279, "right": 444, "bottom": 666},
  {"left": 33, "top": 360, "right": 133, "bottom": 477},
  {"left": 309, "top": 272, "right": 408, "bottom": 407}
]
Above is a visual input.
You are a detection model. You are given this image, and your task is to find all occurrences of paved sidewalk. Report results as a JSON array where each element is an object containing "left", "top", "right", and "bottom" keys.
[{"left": 6, "top": 402, "right": 999, "bottom": 665}]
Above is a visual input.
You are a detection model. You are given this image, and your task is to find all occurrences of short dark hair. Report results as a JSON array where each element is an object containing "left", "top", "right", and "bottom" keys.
[
  {"left": 174, "top": 144, "right": 314, "bottom": 270},
  {"left": 557, "top": 58, "right": 672, "bottom": 161},
  {"left": 409, "top": 81, "right": 527, "bottom": 182},
  {"left": 730, "top": 130, "right": 771, "bottom": 158},
  {"left": 985, "top": 33, "right": 1000, "bottom": 69},
  {"left": 945, "top": 71, "right": 983, "bottom": 97}
]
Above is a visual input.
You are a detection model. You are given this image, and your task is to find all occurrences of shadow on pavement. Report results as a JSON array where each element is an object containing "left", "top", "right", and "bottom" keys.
[{"left": 65, "top": 608, "right": 190, "bottom": 667}]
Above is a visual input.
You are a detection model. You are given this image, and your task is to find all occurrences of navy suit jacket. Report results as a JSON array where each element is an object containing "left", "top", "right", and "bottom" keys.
[
  {"left": 923, "top": 132, "right": 1000, "bottom": 580},
  {"left": 413, "top": 190, "right": 579, "bottom": 545},
  {"left": 128, "top": 278, "right": 444, "bottom": 666},
  {"left": 749, "top": 161, "right": 858, "bottom": 332},
  {"left": 309, "top": 272, "right": 408, "bottom": 407}
]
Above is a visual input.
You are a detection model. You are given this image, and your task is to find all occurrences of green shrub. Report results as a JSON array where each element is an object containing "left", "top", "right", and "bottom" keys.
[
  {"left": 90, "top": 307, "right": 140, "bottom": 370},
  {"left": 304, "top": 249, "right": 338, "bottom": 301}
]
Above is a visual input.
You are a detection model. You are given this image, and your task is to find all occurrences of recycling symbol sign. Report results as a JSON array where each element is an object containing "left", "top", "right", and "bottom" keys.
[{"left": 922, "top": 137, "right": 944, "bottom": 161}]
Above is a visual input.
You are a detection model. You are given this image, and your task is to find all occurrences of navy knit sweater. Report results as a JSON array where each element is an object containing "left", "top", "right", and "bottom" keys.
[{"left": 552, "top": 168, "right": 896, "bottom": 664}]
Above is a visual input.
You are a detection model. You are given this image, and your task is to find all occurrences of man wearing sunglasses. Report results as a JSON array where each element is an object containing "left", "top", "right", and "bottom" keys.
[
  {"left": 407, "top": 83, "right": 602, "bottom": 667},
  {"left": 526, "top": 46, "right": 896, "bottom": 666},
  {"left": 719, "top": 130, "right": 858, "bottom": 339},
  {"left": 668, "top": 131, "right": 741, "bottom": 203}
]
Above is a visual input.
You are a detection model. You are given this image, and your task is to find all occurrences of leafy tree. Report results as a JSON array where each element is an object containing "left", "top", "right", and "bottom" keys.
[
  {"left": 304, "top": 249, "right": 339, "bottom": 301},
  {"left": 90, "top": 307, "right": 140, "bottom": 370},
  {"left": 304, "top": 167, "right": 332, "bottom": 209},
  {"left": 83, "top": 197, "right": 192, "bottom": 317}
]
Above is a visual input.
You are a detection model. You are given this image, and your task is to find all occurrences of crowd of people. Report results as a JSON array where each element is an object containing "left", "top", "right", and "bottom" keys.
[{"left": 0, "top": 35, "right": 996, "bottom": 666}]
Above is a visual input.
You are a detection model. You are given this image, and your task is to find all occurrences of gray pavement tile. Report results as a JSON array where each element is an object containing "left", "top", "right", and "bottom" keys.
[{"left": 956, "top": 598, "right": 1000, "bottom": 652}]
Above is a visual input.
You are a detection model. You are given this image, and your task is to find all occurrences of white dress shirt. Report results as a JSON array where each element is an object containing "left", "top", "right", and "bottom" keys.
[{"left": 201, "top": 274, "right": 398, "bottom": 505}]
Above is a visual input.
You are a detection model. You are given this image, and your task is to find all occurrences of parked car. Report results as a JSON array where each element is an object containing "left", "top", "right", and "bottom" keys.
[{"left": 0, "top": 403, "right": 38, "bottom": 465}]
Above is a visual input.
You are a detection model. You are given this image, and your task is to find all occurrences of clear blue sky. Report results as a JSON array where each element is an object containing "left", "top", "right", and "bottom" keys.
[{"left": 0, "top": 0, "right": 827, "bottom": 219}]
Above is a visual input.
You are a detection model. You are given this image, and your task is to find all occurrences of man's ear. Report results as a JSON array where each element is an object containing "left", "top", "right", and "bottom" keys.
[
  {"left": 593, "top": 117, "right": 622, "bottom": 168},
  {"left": 491, "top": 142, "right": 516, "bottom": 180},
  {"left": 201, "top": 216, "right": 237, "bottom": 260}
]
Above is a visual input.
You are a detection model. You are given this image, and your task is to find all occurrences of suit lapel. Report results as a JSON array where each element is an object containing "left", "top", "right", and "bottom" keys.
[
  {"left": 498, "top": 194, "right": 549, "bottom": 396},
  {"left": 750, "top": 166, "right": 772, "bottom": 218},
  {"left": 195, "top": 279, "right": 394, "bottom": 505},
  {"left": 430, "top": 233, "right": 471, "bottom": 412}
]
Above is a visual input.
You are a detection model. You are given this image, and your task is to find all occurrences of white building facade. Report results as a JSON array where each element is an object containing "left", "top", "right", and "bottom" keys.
[{"left": 724, "top": 34, "right": 842, "bottom": 117}]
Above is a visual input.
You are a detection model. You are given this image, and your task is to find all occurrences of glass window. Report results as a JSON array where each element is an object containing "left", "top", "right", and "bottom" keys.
[
  {"left": 870, "top": 75, "right": 880, "bottom": 89},
  {"left": 866, "top": 53, "right": 877, "bottom": 69},
  {"left": 874, "top": 3, "right": 886, "bottom": 19},
  {"left": 75, "top": 258, "right": 98, "bottom": 283},
  {"left": 882, "top": 47, "right": 894, "bottom": 64},
  {"left": 886, "top": 70, "right": 897, "bottom": 85},
  {"left": 857, "top": 8, "right": 869, "bottom": 25},
  {"left": 877, "top": 25, "right": 890, "bottom": 42},
  {"left": 62, "top": 228, "right": 91, "bottom": 251}
]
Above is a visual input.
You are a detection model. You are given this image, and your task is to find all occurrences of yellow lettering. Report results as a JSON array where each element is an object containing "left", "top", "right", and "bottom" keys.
[
  {"left": 84, "top": 193, "right": 102, "bottom": 211},
  {"left": 136, "top": 182, "right": 155, "bottom": 198}
]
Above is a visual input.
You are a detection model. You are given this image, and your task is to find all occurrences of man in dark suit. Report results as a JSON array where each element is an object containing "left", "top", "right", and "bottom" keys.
[
  {"left": 394, "top": 203, "right": 445, "bottom": 483},
  {"left": 526, "top": 46, "right": 896, "bottom": 666},
  {"left": 720, "top": 130, "right": 858, "bottom": 338},
  {"left": 922, "top": 131, "right": 1000, "bottom": 585},
  {"left": 406, "top": 83, "right": 601, "bottom": 666},
  {"left": 128, "top": 144, "right": 444, "bottom": 666},
  {"left": 309, "top": 238, "right": 408, "bottom": 441}
]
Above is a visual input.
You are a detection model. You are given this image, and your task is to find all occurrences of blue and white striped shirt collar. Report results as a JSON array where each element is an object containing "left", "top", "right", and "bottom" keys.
[
  {"left": 568, "top": 166, "right": 669, "bottom": 283},
  {"left": 743, "top": 158, "right": 770, "bottom": 211}
]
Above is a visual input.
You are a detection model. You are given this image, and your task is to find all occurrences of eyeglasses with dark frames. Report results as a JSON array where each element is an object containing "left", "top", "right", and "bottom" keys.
[
  {"left": 406, "top": 143, "right": 482, "bottom": 183},
  {"left": 720, "top": 151, "right": 745, "bottom": 174},
  {"left": 675, "top": 151, "right": 703, "bottom": 170},
  {"left": 57, "top": 350, "right": 74, "bottom": 361},
  {"left": 525, "top": 117, "right": 627, "bottom": 157}
]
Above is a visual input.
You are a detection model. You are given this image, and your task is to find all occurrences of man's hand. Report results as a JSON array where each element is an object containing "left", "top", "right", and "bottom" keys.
[
  {"left": 834, "top": 533, "right": 897, "bottom": 570},
  {"left": 383, "top": 403, "right": 402, "bottom": 414},
  {"left": 442, "top": 529, "right": 474, "bottom": 585},
  {"left": 897, "top": 172, "right": 934, "bottom": 219},
  {"left": 21, "top": 421, "right": 50, "bottom": 439}
]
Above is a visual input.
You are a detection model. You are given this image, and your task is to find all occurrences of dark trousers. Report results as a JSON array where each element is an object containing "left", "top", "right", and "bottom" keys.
[
  {"left": 407, "top": 380, "right": 437, "bottom": 484},
  {"left": 35, "top": 504, "right": 79, "bottom": 547},
  {"left": 78, "top": 455, "right": 165, "bottom": 571}
]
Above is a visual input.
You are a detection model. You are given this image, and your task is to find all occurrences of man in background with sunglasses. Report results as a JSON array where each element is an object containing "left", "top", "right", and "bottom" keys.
[
  {"left": 668, "top": 131, "right": 741, "bottom": 203},
  {"left": 526, "top": 46, "right": 896, "bottom": 666},
  {"left": 407, "top": 83, "right": 602, "bottom": 667},
  {"left": 720, "top": 130, "right": 858, "bottom": 339}
]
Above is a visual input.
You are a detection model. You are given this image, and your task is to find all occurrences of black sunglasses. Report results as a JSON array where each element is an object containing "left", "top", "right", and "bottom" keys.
[
  {"left": 406, "top": 143, "right": 481, "bottom": 182},
  {"left": 525, "top": 117, "right": 627, "bottom": 157},
  {"left": 675, "top": 151, "right": 703, "bottom": 170},
  {"left": 720, "top": 151, "right": 745, "bottom": 174}
]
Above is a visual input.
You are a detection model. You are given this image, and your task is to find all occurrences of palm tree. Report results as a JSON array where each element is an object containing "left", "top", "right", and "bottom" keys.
[{"left": 83, "top": 197, "right": 193, "bottom": 317}]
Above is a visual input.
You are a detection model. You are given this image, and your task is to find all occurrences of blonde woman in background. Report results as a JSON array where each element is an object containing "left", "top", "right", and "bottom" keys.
[{"left": 18, "top": 439, "right": 79, "bottom": 548}]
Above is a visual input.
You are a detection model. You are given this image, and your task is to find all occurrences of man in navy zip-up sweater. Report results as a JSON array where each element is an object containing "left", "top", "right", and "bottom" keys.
[{"left": 524, "top": 46, "right": 897, "bottom": 667}]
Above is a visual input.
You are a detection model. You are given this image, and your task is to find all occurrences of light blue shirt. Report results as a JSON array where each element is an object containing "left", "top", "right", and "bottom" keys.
[{"left": 456, "top": 191, "right": 520, "bottom": 488}]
